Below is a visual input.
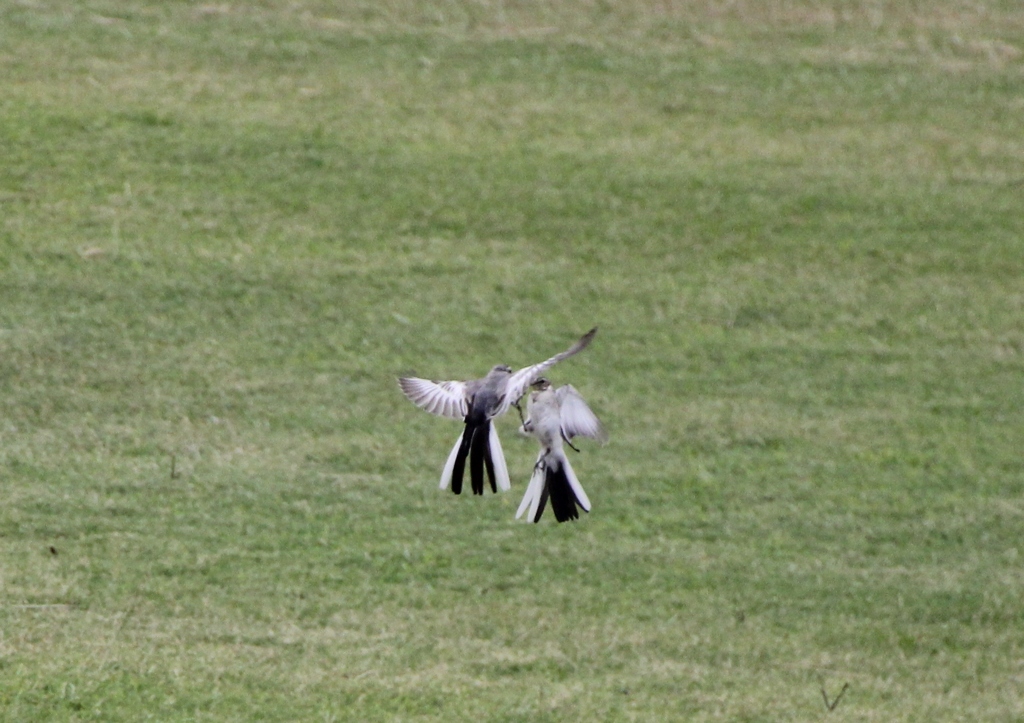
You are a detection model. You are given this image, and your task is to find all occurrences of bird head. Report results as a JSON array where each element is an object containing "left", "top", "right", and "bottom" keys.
[{"left": 491, "top": 364, "right": 513, "bottom": 374}]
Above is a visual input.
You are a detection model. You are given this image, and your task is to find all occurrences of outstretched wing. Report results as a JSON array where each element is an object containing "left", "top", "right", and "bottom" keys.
[
  {"left": 397, "top": 378, "right": 469, "bottom": 420},
  {"left": 501, "top": 327, "right": 597, "bottom": 412},
  {"left": 556, "top": 385, "right": 608, "bottom": 444}
]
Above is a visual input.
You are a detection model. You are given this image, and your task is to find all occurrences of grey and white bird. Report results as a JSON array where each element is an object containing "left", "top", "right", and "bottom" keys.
[
  {"left": 398, "top": 328, "right": 597, "bottom": 496},
  {"left": 516, "top": 378, "right": 607, "bottom": 523}
]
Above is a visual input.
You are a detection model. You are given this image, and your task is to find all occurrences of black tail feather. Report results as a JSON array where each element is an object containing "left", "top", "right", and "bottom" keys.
[
  {"left": 548, "top": 471, "right": 579, "bottom": 523},
  {"left": 546, "top": 460, "right": 581, "bottom": 523},
  {"left": 534, "top": 481, "right": 550, "bottom": 523},
  {"left": 450, "top": 426, "right": 474, "bottom": 495},
  {"left": 483, "top": 432, "right": 497, "bottom": 494},
  {"left": 452, "top": 411, "right": 500, "bottom": 496},
  {"left": 469, "top": 421, "right": 492, "bottom": 495}
]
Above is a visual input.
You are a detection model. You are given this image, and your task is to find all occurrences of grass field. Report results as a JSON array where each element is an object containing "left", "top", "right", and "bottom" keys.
[{"left": 2, "top": 1, "right": 1024, "bottom": 720}]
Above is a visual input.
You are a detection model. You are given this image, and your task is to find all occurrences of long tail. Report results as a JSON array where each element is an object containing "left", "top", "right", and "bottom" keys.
[
  {"left": 516, "top": 450, "right": 591, "bottom": 522},
  {"left": 516, "top": 452, "right": 546, "bottom": 521},
  {"left": 469, "top": 420, "right": 492, "bottom": 494},
  {"left": 439, "top": 420, "right": 510, "bottom": 495},
  {"left": 439, "top": 430, "right": 464, "bottom": 492},
  {"left": 487, "top": 424, "right": 511, "bottom": 493}
]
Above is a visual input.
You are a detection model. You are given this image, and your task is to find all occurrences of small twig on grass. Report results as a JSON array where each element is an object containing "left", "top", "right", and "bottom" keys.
[
  {"left": 821, "top": 682, "right": 849, "bottom": 711},
  {"left": 170, "top": 454, "right": 179, "bottom": 479}
]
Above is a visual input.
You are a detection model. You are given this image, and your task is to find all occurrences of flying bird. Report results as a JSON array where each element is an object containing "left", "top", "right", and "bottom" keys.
[
  {"left": 398, "top": 328, "right": 597, "bottom": 496},
  {"left": 516, "top": 378, "right": 607, "bottom": 523}
]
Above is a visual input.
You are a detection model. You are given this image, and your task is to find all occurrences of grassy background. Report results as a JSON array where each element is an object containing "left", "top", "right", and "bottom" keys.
[{"left": 2, "top": 1, "right": 1024, "bottom": 720}]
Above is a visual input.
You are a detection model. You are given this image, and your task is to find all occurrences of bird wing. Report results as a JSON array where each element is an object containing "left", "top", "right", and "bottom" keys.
[
  {"left": 397, "top": 377, "right": 469, "bottom": 420},
  {"left": 556, "top": 384, "right": 608, "bottom": 443},
  {"left": 501, "top": 327, "right": 597, "bottom": 412}
]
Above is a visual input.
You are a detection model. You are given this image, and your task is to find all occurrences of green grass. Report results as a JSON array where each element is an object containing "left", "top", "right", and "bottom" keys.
[{"left": 2, "top": 1, "right": 1024, "bottom": 720}]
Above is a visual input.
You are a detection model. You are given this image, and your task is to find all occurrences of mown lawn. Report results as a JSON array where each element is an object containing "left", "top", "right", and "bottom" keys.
[{"left": 2, "top": 1, "right": 1023, "bottom": 720}]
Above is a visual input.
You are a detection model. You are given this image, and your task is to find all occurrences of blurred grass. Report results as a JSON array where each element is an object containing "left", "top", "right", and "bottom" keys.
[{"left": 2, "top": 1, "right": 1024, "bottom": 720}]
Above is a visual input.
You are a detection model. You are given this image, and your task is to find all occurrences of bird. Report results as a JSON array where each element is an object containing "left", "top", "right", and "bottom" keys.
[
  {"left": 398, "top": 328, "right": 597, "bottom": 496},
  {"left": 516, "top": 378, "right": 607, "bottom": 523}
]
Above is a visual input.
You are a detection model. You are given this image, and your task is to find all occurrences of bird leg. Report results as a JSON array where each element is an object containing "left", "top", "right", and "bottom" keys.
[{"left": 512, "top": 398, "right": 526, "bottom": 426}]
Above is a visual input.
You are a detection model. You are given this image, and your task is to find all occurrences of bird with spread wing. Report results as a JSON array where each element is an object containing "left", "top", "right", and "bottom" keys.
[
  {"left": 398, "top": 328, "right": 597, "bottom": 496},
  {"left": 516, "top": 378, "right": 607, "bottom": 522}
]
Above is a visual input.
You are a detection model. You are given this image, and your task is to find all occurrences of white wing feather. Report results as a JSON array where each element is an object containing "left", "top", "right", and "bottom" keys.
[
  {"left": 398, "top": 378, "right": 469, "bottom": 420},
  {"left": 555, "top": 385, "right": 608, "bottom": 443},
  {"left": 501, "top": 328, "right": 597, "bottom": 414}
]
